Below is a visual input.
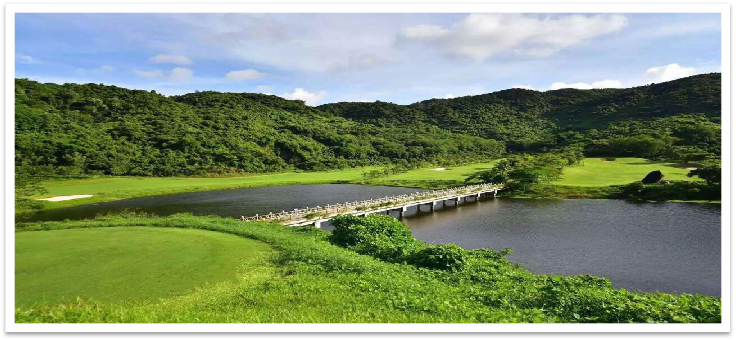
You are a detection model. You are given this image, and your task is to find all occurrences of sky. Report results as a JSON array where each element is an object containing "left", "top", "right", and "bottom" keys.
[{"left": 15, "top": 13, "right": 721, "bottom": 105}]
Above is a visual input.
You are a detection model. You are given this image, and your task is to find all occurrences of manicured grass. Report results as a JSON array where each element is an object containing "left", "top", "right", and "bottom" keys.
[
  {"left": 15, "top": 226, "right": 274, "bottom": 307},
  {"left": 552, "top": 158, "right": 698, "bottom": 187},
  {"left": 384, "top": 162, "right": 499, "bottom": 181},
  {"left": 26, "top": 167, "right": 379, "bottom": 212},
  {"left": 368, "top": 162, "right": 499, "bottom": 188},
  {"left": 26, "top": 163, "right": 500, "bottom": 213},
  {"left": 15, "top": 214, "right": 720, "bottom": 323}
]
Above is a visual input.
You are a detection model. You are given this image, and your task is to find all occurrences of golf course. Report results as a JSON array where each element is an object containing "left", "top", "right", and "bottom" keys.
[
  {"left": 27, "top": 158, "right": 700, "bottom": 213},
  {"left": 15, "top": 227, "right": 274, "bottom": 307}
]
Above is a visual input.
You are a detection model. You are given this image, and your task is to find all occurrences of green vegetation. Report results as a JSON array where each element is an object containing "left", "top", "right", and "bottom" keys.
[
  {"left": 470, "top": 155, "right": 719, "bottom": 202},
  {"left": 467, "top": 148, "right": 585, "bottom": 189},
  {"left": 15, "top": 74, "right": 721, "bottom": 206},
  {"left": 15, "top": 78, "right": 503, "bottom": 177},
  {"left": 23, "top": 167, "right": 375, "bottom": 212},
  {"left": 15, "top": 226, "right": 273, "bottom": 307},
  {"left": 15, "top": 214, "right": 720, "bottom": 323},
  {"left": 364, "top": 161, "right": 500, "bottom": 188},
  {"left": 551, "top": 158, "right": 696, "bottom": 187}
]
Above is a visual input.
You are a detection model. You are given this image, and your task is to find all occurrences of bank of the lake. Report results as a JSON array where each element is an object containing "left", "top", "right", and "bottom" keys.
[
  {"left": 20, "top": 158, "right": 708, "bottom": 216},
  {"left": 15, "top": 214, "right": 720, "bottom": 323},
  {"left": 18, "top": 183, "right": 721, "bottom": 298}
]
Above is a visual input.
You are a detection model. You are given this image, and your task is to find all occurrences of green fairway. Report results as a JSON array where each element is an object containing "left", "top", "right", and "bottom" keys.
[
  {"left": 15, "top": 227, "right": 274, "bottom": 307},
  {"left": 382, "top": 162, "right": 499, "bottom": 181},
  {"left": 28, "top": 167, "right": 378, "bottom": 212},
  {"left": 39, "top": 167, "right": 376, "bottom": 197},
  {"left": 368, "top": 161, "right": 499, "bottom": 188},
  {"left": 552, "top": 158, "right": 698, "bottom": 187}
]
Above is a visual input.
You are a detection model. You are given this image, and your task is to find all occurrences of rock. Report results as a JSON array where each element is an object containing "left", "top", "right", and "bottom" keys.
[{"left": 642, "top": 170, "right": 664, "bottom": 184}]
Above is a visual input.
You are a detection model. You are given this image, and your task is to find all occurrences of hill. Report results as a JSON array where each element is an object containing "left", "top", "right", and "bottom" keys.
[
  {"left": 15, "top": 73, "right": 720, "bottom": 176},
  {"left": 15, "top": 79, "right": 503, "bottom": 176}
]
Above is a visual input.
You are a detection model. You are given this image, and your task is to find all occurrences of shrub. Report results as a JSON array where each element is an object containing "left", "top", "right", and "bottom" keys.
[
  {"left": 408, "top": 244, "right": 469, "bottom": 271},
  {"left": 329, "top": 214, "right": 422, "bottom": 262}
]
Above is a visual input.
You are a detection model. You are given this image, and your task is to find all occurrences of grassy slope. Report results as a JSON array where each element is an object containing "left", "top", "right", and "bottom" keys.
[
  {"left": 15, "top": 214, "right": 720, "bottom": 323},
  {"left": 366, "top": 162, "right": 500, "bottom": 188},
  {"left": 552, "top": 158, "right": 697, "bottom": 187},
  {"left": 15, "top": 227, "right": 273, "bottom": 307}
]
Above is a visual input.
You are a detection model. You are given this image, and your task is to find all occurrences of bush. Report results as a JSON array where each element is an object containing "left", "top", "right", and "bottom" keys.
[
  {"left": 328, "top": 214, "right": 422, "bottom": 262},
  {"left": 408, "top": 244, "right": 469, "bottom": 271}
]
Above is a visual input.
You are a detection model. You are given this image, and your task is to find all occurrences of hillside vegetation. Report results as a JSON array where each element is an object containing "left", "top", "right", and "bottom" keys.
[{"left": 16, "top": 73, "right": 720, "bottom": 177}]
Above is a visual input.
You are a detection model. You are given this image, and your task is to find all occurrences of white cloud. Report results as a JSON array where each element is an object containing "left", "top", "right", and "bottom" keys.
[
  {"left": 401, "top": 24, "right": 447, "bottom": 40},
  {"left": 279, "top": 88, "right": 327, "bottom": 106},
  {"left": 16, "top": 54, "right": 41, "bottom": 64},
  {"left": 399, "top": 14, "right": 629, "bottom": 59},
  {"left": 76, "top": 65, "right": 114, "bottom": 74},
  {"left": 550, "top": 79, "right": 623, "bottom": 90},
  {"left": 226, "top": 69, "right": 266, "bottom": 80},
  {"left": 437, "top": 94, "right": 455, "bottom": 99},
  {"left": 134, "top": 68, "right": 193, "bottom": 82},
  {"left": 511, "top": 85, "right": 535, "bottom": 90},
  {"left": 149, "top": 54, "right": 192, "bottom": 65},
  {"left": 170, "top": 14, "right": 398, "bottom": 72},
  {"left": 169, "top": 67, "right": 194, "bottom": 82},
  {"left": 644, "top": 63, "right": 696, "bottom": 83},
  {"left": 133, "top": 69, "right": 165, "bottom": 79}
]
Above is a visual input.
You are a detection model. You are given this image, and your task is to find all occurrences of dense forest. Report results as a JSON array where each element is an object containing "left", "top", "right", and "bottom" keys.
[{"left": 16, "top": 73, "right": 720, "bottom": 177}]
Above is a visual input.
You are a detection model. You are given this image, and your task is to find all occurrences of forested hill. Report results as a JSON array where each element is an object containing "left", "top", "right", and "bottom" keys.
[
  {"left": 15, "top": 79, "right": 504, "bottom": 176},
  {"left": 15, "top": 73, "right": 720, "bottom": 176},
  {"left": 321, "top": 73, "right": 721, "bottom": 146}
]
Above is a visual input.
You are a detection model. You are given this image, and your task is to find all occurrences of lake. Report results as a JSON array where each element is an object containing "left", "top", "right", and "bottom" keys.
[{"left": 21, "top": 184, "right": 721, "bottom": 296}]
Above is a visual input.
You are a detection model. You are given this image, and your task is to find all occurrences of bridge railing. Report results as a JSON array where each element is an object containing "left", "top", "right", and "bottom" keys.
[{"left": 241, "top": 183, "right": 502, "bottom": 223}]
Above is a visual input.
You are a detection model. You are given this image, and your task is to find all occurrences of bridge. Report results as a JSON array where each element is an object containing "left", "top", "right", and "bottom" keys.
[{"left": 241, "top": 183, "right": 503, "bottom": 228}]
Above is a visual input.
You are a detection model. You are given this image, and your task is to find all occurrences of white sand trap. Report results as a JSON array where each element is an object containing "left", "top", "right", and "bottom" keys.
[
  {"left": 35, "top": 195, "right": 93, "bottom": 202},
  {"left": 686, "top": 167, "right": 698, "bottom": 170},
  {"left": 432, "top": 168, "right": 447, "bottom": 171}
]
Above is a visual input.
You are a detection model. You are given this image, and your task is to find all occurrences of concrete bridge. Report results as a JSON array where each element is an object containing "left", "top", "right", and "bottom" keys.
[{"left": 241, "top": 183, "right": 503, "bottom": 228}]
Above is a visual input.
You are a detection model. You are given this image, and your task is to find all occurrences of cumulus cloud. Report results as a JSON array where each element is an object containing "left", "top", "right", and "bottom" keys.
[
  {"left": 399, "top": 14, "right": 629, "bottom": 59},
  {"left": 644, "top": 63, "right": 696, "bottom": 83},
  {"left": 279, "top": 88, "right": 327, "bottom": 106},
  {"left": 550, "top": 79, "right": 623, "bottom": 90},
  {"left": 169, "top": 67, "right": 194, "bottom": 82},
  {"left": 149, "top": 54, "right": 192, "bottom": 65},
  {"left": 225, "top": 69, "right": 266, "bottom": 80},
  {"left": 133, "top": 69, "right": 165, "bottom": 79}
]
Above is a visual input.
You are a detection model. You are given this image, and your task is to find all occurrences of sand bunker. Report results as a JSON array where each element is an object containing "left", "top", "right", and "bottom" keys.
[
  {"left": 35, "top": 195, "right": 93, "bottom": 202},
  {"left": 432, "top": 168, "right": 447, "bottom": 171}
]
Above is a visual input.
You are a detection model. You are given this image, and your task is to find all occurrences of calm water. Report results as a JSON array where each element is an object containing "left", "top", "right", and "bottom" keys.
[
  {"left": 21, "top": 184, "right": 424, "bottom": 222},
  {"left": 21, "top": 185, "right": 721, "bottom": 296},
  {"left": 402, "top": 198, "right": 721, "bottom": 297}
]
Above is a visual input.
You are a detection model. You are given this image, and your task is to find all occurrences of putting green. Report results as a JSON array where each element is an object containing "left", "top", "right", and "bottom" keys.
[
  {"left": 552, "top": 157, "right": 698, "bottom": 187},
  {"left": 15, "top": 227, "right": 274, "bottom": 307}
]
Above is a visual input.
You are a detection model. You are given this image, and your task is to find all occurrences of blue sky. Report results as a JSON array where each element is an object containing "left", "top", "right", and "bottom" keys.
[{"left": 15, "top": 13, "right": 721, "bottom": 105}]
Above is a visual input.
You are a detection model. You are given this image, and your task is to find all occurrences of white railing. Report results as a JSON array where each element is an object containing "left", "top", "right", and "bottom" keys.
[{"left": 241, "top": 183, "right": 502, "bottom": 223}]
